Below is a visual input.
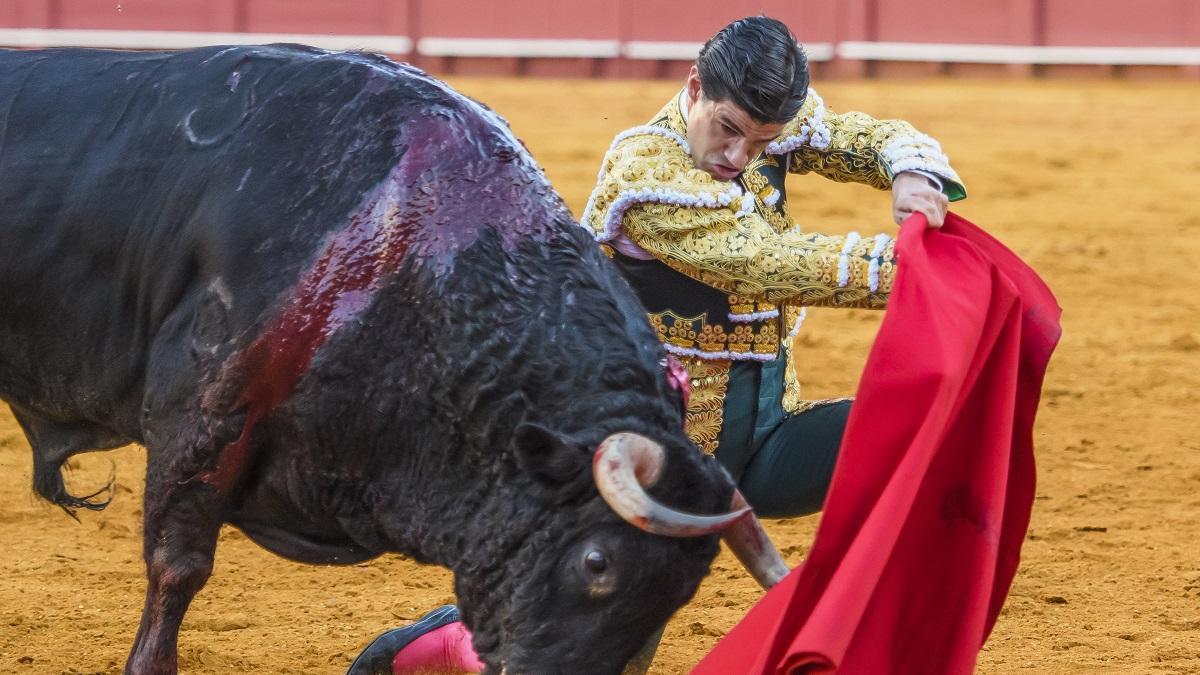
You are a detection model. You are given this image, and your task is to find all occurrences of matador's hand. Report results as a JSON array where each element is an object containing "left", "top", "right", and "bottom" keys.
[{"left": 892, "top": 172, "right": 949, "bottom": 228}]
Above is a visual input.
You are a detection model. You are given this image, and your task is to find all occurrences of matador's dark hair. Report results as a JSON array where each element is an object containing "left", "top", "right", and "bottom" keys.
[{"left": 696, "top": 16, "right": 810, "bottom": 124}]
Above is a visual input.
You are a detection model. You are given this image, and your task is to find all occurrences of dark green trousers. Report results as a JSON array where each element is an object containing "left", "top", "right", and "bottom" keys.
[
  {"left": 623, "top": 359, "right": 851, "bottom": 674},
  {"left": 714, "top": 358, "right": 851, "bottom": 518}
]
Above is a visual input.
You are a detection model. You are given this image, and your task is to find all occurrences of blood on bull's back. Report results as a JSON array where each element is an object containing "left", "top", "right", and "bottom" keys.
[
  {"left": 0, "top": 45, "right": 776, "bottom": 674},
  {"left": 0, "top": 44, "right": 552, "bottom": 427}
]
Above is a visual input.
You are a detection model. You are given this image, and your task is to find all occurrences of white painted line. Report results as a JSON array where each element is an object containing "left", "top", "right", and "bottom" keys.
[
  {"left": 622, "top": 41, "right": 701, "bottom": 60},
  {"left": 623, "top": 41, "right": 834, "bottom": 61},
  {"left": 803, "top": 42, "right": 836, "bottom": 62},
  {"left": 4, "top": 30, "right": 1191, "bottom": 67},
  {"left": 838, "top": 41, "right": 1200, "bottom": 65},
  {"left": 417, "top": 37, "right": 620, "bottom": 58},
  {"left": 0, "top": 28, "right": 412, "bottom": 52}
]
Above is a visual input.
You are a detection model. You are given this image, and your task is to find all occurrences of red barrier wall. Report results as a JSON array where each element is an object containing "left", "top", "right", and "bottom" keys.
[
  {"left": 58, "top": 0, "right": 236, "bottom": 31},
  {"left": 242, "top": 0, "right": 408, "bottom": 36},
  {"left": 420, "top": 1, "right": 616, "bottom": 40},
  {"left": 1, "top": 0, "right": 1197, "bottom": 78},
  {"left": 416, "top": 1, "right": 618, "bottom": 77},
  {"left": 620, "top": 0, "right": 837, "bottom": 43},
  {"left": 1043, "top": 0, "right": 1198, "bottom": 47},
  {"left": 875, "top": 0, "right": 1028, "bottom": 44}
]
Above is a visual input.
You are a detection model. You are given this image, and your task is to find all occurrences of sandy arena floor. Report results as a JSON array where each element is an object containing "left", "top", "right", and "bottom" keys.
[{"left": 1, "top": 77, "right": 1198, "bottom": 674}]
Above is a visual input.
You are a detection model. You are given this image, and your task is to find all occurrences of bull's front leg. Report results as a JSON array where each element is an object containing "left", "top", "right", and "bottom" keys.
[{"left": 125, "top": 450, "right": 228, "bottom": 675}]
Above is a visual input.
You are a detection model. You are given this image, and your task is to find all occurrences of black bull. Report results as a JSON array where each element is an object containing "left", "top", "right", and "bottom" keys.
[{"left": 0, "top": 46, "right": 786, "bottom": 673}]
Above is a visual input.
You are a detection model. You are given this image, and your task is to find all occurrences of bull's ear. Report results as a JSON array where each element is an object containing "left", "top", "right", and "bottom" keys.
[{"left": 514, "top": 423, "right": 586, "bottom": 492}]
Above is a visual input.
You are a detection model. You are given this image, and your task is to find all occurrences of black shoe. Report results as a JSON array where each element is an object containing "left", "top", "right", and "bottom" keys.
[{"left": 346, "top": 605, "right": 461, "bottom": 675}]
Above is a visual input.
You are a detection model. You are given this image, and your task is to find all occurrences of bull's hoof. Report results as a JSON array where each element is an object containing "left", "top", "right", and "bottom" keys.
[{"left": 346, "top": 605, "right": 460, "bottom": 675}]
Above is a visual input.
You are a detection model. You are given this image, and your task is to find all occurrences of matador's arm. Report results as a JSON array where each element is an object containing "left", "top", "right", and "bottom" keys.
[
  {"left": 581, "top": 131, "right": 895, "bottom": 308},
  {"left": 766, "top": 88, "right": 967, "bottom": 201}
]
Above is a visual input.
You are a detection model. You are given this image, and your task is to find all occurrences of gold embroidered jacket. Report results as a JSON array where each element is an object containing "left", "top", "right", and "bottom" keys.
[{"left": 581, "top": 89, "right": 965, "bottom": 452}]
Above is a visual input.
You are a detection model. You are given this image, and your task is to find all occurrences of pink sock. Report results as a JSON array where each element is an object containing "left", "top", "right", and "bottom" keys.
[{"left": 391, "top": 621, "right": 484, "bottom": 674}]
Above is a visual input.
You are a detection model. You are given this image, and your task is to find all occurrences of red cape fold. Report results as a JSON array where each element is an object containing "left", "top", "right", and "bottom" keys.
[{"left": 693, "top": 213, "right": 1061, "bottom": 675}]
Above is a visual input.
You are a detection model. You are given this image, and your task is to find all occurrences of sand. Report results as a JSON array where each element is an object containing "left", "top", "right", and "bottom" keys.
[{"left": 1, "top": 77, "right": 1198, "bottom": 674}]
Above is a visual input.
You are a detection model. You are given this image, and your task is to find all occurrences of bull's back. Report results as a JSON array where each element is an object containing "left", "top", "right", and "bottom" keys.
[{"left": 0, "top": 45, "right": 494, "bottom": 434}]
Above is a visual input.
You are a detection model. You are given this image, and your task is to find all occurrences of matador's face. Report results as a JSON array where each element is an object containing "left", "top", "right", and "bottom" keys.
[{"left": 684, "top": 67, "right": 784, "bottom": 182}]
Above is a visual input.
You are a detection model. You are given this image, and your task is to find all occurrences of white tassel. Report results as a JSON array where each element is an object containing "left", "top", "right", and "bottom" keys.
[
  {"left": 663, "top": 343, "right": 777, "bottom": 362},
  {"left": 787, "top": 307, "right": 808, "bottom": 339},
  {"left": 837, "top": 232, "right": 861, "bottom": 287},
  {"left": 728, "top": 309, "right": 781, "bottom": 323},
  {"left": 592, "top": 184, "right": 746, "bottom": 242},
  {"left": 868, "top": 233, "right": 891, "bottom": 293}
]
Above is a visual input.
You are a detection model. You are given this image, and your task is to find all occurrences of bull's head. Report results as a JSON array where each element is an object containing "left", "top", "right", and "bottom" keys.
[{"left": 462, "top": 426, "right": 788, "bottom": 674}]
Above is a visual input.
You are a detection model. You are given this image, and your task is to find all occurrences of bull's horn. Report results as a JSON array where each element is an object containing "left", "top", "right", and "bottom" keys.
[
  {"left": 592, "top": 433, "right": 751, "bottom": 537},
  {"left": 720, "top": 489, "right": 791, "bottom": 589}
]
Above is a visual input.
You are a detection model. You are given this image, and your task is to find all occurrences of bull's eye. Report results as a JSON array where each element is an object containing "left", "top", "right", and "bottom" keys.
[{"left": 583, "top": 549, "right": 608, "bottom": 574}]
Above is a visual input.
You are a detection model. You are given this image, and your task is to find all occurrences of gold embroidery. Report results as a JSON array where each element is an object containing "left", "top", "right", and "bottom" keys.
[
  {"left": 780, "top": 97, "right": 965, "bottom": 195},
  {"left": 680, "top": 357, "right": 730, "bottom": 454},
  {"left": 728, "top": 295, "right": 754, "bottom": 315},
  {"left": 739, "top": 156, "right": 792, "bottom": 234},
  {"left": 789, "top": 396, "right": 855, "bottom": 415},
  {"left": 760, "top": 202, "right": 792, "bottom": 234},
  {"left": 740, "top": 157, "right": 774, "bottom": 196},
  {"left": 656, "top": 95, "right": 688, "bottom": 136},
  {"left": 792, "top": 146, "right": 892, "bottom": 189},
  {"left": 647, "top": 309, "right": 781, "bottom": 356},
  {"left": 781, "top": 304, "right": 804, "bottom": 411},
  {"left": 727, "top": 294, "right": 778, "bottom": 318}
]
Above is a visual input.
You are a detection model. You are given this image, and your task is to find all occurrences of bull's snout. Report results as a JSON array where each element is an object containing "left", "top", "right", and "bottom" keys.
[{"left": 591, "top": 433, "right": 790, "bottom": 589}]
